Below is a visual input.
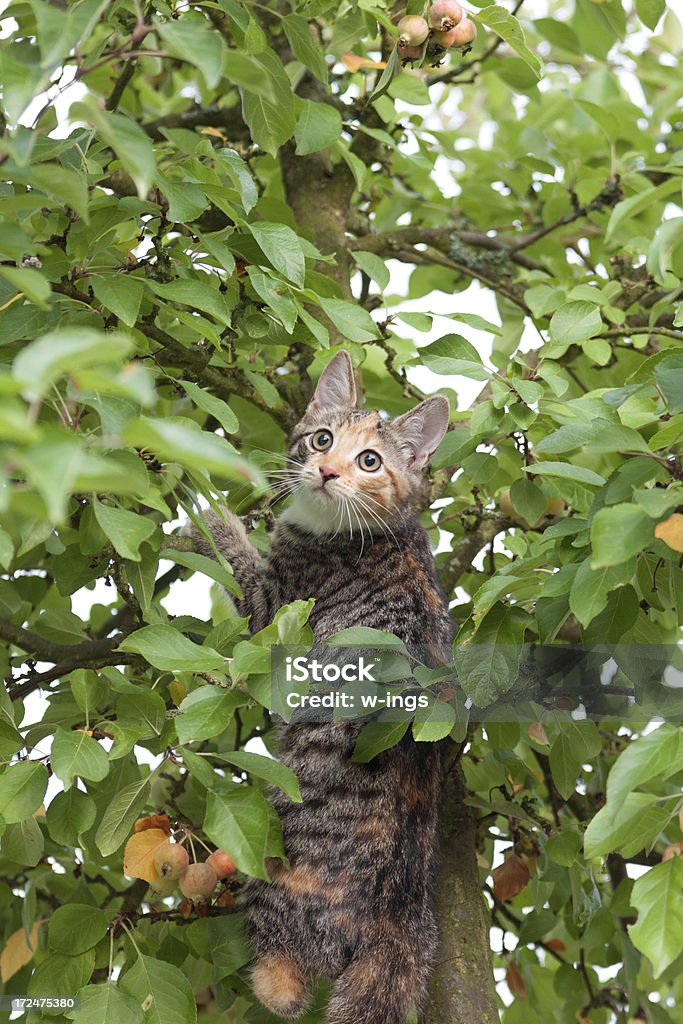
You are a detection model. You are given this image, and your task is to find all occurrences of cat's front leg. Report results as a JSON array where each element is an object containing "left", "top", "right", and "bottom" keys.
[{"left": 186, "top": 508, "right": 272, "bottom": 626}]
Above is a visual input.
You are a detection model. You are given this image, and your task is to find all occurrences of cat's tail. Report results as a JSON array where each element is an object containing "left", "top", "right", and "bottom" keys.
[
  {"left": 325, "top": 944, "right": 427, "bottom": 1024},
  {"left": 251, "top": 953, "right": 310, "bottom": 1019}
]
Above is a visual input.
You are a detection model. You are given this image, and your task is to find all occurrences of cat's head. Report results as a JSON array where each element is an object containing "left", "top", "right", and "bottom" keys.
[{"left": 279, "top": 351, "right": 449, "bottom": 537}]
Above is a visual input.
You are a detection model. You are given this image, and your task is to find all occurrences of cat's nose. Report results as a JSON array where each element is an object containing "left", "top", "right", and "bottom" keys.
[{"left": 319, "top": 465, "right": 340, "bottom": 484}]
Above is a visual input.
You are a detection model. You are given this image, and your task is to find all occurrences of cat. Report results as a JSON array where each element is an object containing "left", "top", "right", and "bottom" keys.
[{"left": 190, "top": 351, "right": 453, "bottom": 1024}]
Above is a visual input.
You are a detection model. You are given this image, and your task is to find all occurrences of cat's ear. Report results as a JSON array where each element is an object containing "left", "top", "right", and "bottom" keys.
[
  {"left": 308, "top": 350, "right": 357, "bottom": 412},
  {"left": 392, "top": 396, "right": 450, "bottom": 470}
]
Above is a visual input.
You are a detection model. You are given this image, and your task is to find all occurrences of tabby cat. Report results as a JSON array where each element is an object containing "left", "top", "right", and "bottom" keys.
[{"left": 191, "top": 351, "right": 453, "bottom": 1024}]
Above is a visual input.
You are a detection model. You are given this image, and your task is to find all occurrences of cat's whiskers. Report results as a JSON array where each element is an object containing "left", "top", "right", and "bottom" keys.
[
  {"left": 330, "top": 499, "right": 346, "bottom": 540},
  {"left": 348, "top": 499, "right": 367, "bottom": 562},
  {"left": 362, "top": 491, "right": 409, "bottom": 533},
  {"left": 352, "top": 492, "right": 402, "bottom": 550},
  {"left": 344, "top": 498, "right": 354, "bottom": 541}
]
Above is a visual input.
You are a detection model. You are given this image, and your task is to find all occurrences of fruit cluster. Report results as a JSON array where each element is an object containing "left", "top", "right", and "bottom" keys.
[
  {"left": 397, "top": 2, "right": 477, "bottom": 62},
  {"left": 154, "top": 841, "right": 237, "bottom": 902},
  {"left": 124, "top": 815, "right": 237, "bottom": 907}
]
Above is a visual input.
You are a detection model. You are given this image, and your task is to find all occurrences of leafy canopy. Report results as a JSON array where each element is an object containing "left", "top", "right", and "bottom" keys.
[{"left": 0, "top": 0, "right": 682, "bottom": 1022}]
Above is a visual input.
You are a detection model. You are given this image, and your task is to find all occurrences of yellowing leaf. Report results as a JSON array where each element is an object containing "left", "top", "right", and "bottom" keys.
[
  {"left": 492, "top": 853, "right": 530, "bottom": 902},
  {"left": 528, "top": 722, "right": 550, "bottom": 746},
  {"left": 168, "top": 681, "right": 188, "bottom": 706},
  {"left": 655, "top": 513, "right": 683, "bottom": 552},
  {"left": 133, "top": 814, "right": 171, "bottom": 835},
  {"left": 1, "top": 922, "right": 42, "bottom": 982},
  {"left": 341, "top": 52, "right": 386, "bottom": 72},
  {"left": 123, "top": 828, "right": 169, "bottom": 883}
]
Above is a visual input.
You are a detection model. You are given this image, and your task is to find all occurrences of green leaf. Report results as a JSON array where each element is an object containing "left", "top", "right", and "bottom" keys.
[
  {"left": 606, "top": 178, "right": 681, "bottom": 243},
  {"left": 95, "top": 776, "right": 151, "bottom": 857},
  {"left": 317, "top": 298, "right": 378, "bottom": 342},
  {"left": 655, "top": 355, "right": 683, "bottom": 414},
  {"left": 533, "top": 423, "right": 600, "bottom": 454},
  {"left": 351, "top": 719, "right": 409, "bottom": 762},
  {"left": 509, "top": 479, "right": 547, "bottom": 528},
  {"left": 75, "top": 104, "right": 156, "bottom": 198},
  {"left": 327, "top": 626, "right": 407, "bottom": 651},
  {"left": 10, "top": 162, "right": 90, "bottom": 221},
  {"left": 247, "top": 266, "right": 298, "bottom": 332},
  {"left": 606, "top": 727, "right": 683, "bottom": 809},
  {"left": 636, "top": 0, "right": 665, "bottom": 29},
  {"left": 119, "top": 624, "right": 225, "bottom": 672},
  {"left": 69, "top": 983, "right": 144, "bottom": 1024},
  {"left": 283, "top": 15, "right": 329, "bottom": 83},
  {"left": 0, "top": 265, "right": 51, "bottom": 307},
  {"left": 249, "top": 222, "right": 305, "bottom": 288},
  {"left": 92, "top": 500, "right": 156, "bottom": 562},
  {"left": 159, "top": 547, "right": 241, "bottom": 597},
  {"left": 569, "top": 556, "right": 635, "bottom": 627},
  {"left": 203, "top": 781, "right": 273, "bottom": 879},
  {"left": 549, "top": 720, "right": 602, "bottom": 799},
  {"left": 214, "top": 750, "right": 303, "bottom": 803},
  {"left": 590, "top": 504, "right": 653, "bottom": 567},
  {"left": 549, "top": 301, "right": 603, "bottom": 345},
  {"left": 156, "top": 16, "right": 225, "bottom": 89},
  {"left": 584, "top": 792, "right": 677, "bottom": 859},
  {"left": 51, "top": 727, "right": 110, "bottom": 790},
  {"left": 455, "top": 605, "right": 530, "bottom": 705},
  {"left": 412, "top": 697, "right": 456, "bottom": 742},
  {"left": 12, "top": 327, "right": 132, "bottom": 399},
  {"left": 46, "top": 788, "right": 97, "bottom": 847},
  {"left": 241, "top": 51, "right": 295, "bottom": 156},
  {"left": 222, "top": 51, "right": 280, "bottom": 100},
  {"left": 146, "top": 277, "right": 233, "bottom": 325},
  {"left": 0, "top": 762, "right": 48, "bottom": 823},
  {"left": 124, "top": 417, "right": 264, "bottom": 486},
  {"left": 628, "top": 858, "right": 683, "bottom": 978},
  {"left": 368, "top": 44, "right": 399, "bottom": 103},
  {"left": 525, "top": 462, "right": 606, "bottom": 486},
  {"left": 474, "top": 6, "right": 543, "bottom": 78},
  {"left": 175, "top": 686, "right": 245, "bottom": 743},
  {"left": 295, "top": 101, "right": 343, "bottom": 155},
  {"left": 157, "top": 175, "right": 209, "bottom": 223},
  {"left": 119, "top": 955, "right": 197, "bottom": 1024},
  {"left": 179, "top": 380, "right": 239, "bottom": 433},
  {"left": 421, "top": 335, "right": 488, "bottom": 380},
  {"left": 91, "top": 276, "right": 143, "bottom": 328},
  {"left": 351, "top": 251, "right": 390, "bottom": 291},
  {"left": 2, "top": 817, "right": 44, "bottom": 866},
  {"left": 29, "top": 951, "right": 96, "bottom": 1003},
  {"left": 545, "top": 829, "right": 581, "bottom": 867},
  {"left": 49, "top": 905, "right": 108, "bottom": 955}
]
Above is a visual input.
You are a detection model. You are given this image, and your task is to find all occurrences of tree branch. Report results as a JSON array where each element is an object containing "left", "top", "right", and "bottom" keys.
[{"left": 0, "top": 619, "right": 144, "bottom": 701}]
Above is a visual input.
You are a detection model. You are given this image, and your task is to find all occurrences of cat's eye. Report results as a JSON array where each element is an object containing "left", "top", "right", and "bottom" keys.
[
  {"left": 357, "top": 450, "right": 382, "bottom": 472},
  {"left": 311, "top": 429, "right": 333, "bottom": 452}
]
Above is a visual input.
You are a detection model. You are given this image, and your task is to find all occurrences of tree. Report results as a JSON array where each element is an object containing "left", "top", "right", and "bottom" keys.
[{"left": 0, "top": 0, "right": 682, "bottom": 1021}]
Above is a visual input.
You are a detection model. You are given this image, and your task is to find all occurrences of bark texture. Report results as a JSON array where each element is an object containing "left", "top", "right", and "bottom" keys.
[{"left": 422, "top": 765, "right": 500, "bottom": 1024}]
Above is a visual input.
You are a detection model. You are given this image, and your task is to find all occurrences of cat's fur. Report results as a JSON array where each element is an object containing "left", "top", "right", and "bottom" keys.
[{"left": 190, "top": 352, "right": 453, "bottom": 1024}]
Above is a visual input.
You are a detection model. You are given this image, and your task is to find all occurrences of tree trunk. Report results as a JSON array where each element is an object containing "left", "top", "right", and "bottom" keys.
[
  {"left": 279, "top": 142, "right": 499, "bottom": 1024},
  {"left": 423, "top": 764, "right": 500, "bottom": 1024}
]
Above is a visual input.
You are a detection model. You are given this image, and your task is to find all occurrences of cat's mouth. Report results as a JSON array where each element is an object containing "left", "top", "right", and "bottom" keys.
[{"left": 313, "top": 483, "right": 339, "bottom": 500}]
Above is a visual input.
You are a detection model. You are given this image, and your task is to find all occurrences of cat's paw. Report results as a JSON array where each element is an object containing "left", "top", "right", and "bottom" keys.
[{"left": 183, "top": 507, "right": 248, "bottom": 561}]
